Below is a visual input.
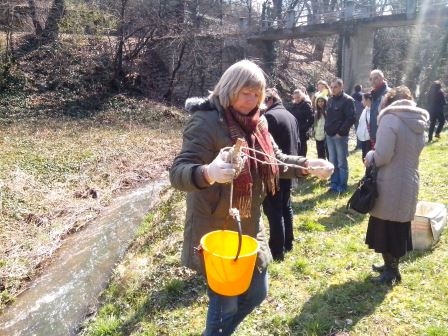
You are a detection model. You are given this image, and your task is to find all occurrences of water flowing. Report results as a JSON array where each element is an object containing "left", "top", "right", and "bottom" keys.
[{"left": 0, "top": 176, "right": 170, "bottom": 336}]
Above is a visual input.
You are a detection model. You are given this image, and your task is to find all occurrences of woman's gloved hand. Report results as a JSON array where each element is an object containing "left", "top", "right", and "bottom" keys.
[
  {"left": 205, "top": 150, "right": 236, "bottom": 184},
  {"left": 307, "top": 159, "right": 334, "bottom": 180}
]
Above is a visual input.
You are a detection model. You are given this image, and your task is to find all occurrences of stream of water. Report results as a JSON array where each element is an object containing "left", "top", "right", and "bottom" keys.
[{"left": 0, "top": 176, "right": 170, "bottom": 336}]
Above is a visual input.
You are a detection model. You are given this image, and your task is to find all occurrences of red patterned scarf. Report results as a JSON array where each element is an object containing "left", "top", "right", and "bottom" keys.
[{"left": 224, "top": 106, "right": 279, "bottom": 218}]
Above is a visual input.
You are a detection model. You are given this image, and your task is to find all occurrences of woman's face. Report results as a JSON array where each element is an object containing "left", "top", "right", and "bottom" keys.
[
  {"left": 317, "top": 99, "right": 325, "bottom": 108},
  {"left": 231, "top": 87, "right": 261, "bottom": 115}
]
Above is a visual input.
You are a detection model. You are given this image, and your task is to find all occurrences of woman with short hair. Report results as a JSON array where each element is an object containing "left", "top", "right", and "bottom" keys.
[{"left": 170, "top": 60, "right": 333, "bottom": 335}]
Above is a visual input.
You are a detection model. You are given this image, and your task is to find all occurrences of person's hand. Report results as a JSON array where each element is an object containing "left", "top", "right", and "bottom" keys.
[
  {"left": 307, "top": 159, "right": 334, "bottom": 180},
  {"left": 206, "top": 150, "right": 236, "bottom": 184},
  {"left": 364, "top": 150, "right": 375, "bottom": 167}
]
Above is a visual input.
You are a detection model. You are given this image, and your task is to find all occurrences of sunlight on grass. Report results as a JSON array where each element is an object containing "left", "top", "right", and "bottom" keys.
[
  {"left": 426, "top": 325, "right": 448, "bottom": 336},
  {"left": 88, "top": 314, "right": 121, "bottom": 336},
  {"left": 291, "top": 257, "right": 309, "bottom": 275},
  {"left": 300, "top": 218, "right": 326, "bottom": 232}
]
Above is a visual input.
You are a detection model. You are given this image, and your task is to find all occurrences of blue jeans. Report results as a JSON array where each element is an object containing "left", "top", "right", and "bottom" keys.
[
  {"left": 204, "top": 268, "right": 268, "bottom": 335},
  {"left": 326, "top": 135, "right": 349, "bottom": 192}
]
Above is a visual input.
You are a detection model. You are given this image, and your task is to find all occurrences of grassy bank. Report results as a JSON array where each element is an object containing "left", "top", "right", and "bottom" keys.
[
  {"left": 81, "top": 135, "right": 448, "bottom": 336},
  {"left": 0, "top": 95, "right": 187, "bottom": 309}
]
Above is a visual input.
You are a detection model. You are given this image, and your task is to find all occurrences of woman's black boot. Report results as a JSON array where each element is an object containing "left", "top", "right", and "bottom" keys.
[{"left": 375, "top": 255, "right": 401, "bottom": 285}]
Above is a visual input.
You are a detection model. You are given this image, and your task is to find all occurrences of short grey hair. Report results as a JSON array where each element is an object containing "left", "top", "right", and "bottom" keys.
[
  {"left": 209, "top": 60, "right": 266, "bottom": 109},
  {"left": 370, "top": 69, "right": 385, "bottom": 80}
]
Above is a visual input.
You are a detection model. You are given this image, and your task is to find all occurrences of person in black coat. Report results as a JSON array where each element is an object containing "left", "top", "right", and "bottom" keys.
[
  {"left": 288, "top": 88, "right": 314, "bottom": 156},
  {"left": 351, "top": 84, "right": 363, "bottom": 149},
  {"left": 263, "top": 88, "right": 300, "bottom": 261},
  {"left": 427, "top": 80, "right": 447, "bottom": 142}
]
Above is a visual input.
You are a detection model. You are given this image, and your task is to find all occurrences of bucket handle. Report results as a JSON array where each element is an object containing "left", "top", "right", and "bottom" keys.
[{"left": 230, "top": 208, "right": 242, "bottom": 261}]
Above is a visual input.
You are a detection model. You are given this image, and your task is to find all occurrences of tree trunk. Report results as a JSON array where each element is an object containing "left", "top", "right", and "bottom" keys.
[
  {"left": 312, "top": 38, "right": 326, "bottom": 61},
  {"left": 112, "top": 0, "right": 128, "bottom": 89},
  {"left": 40, "top": 0, "right": 65, "bottom": 43},
  {"left": 163, "top": 41, "right": 187, "bottom": 102},
  {"left": 27, "top": 0, "right": 43, "bottom": 36}
]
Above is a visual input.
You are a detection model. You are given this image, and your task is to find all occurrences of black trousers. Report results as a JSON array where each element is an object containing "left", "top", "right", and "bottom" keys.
[
  {"left": 428, "top": 111, "right": 446, "bottom": 140},
  {"left": 360, "top": 140, "right": 372, "bottom": 160},
  {"left": 262, "top": 179, "right": 293, "bottom": 258},
  {"left": 298, "top": 135, "right": 308, "bottom": 157},
  {"left": 315, "top": 139, "right": 327, "bottom": 159}
]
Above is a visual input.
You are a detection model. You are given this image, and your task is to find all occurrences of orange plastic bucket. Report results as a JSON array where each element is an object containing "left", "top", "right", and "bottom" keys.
[{"left": 200, "top": 230, "right": 259, "bottom": 296}]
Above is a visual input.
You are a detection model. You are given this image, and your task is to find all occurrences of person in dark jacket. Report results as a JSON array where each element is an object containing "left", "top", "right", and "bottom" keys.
[
  {"left": 324, "top": 78, "right": 356, "bottom": 193},
  {"left": 263, "top": 88, "right": 300, "bottom": 261},
  {"left": 427, "top": 80, "right": 447, "bottom": 142},
  {"left": 170, "top": 60, "right": 333, "bottom": 336},
  {"left": 288, "top": 88, "right": 314, "bottom": 156},
  {"left": 369, "top": 69, "right": 390, "bottom": 147}
]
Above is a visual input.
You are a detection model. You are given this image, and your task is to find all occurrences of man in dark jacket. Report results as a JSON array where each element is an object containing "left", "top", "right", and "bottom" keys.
[
  {"left": 288, "top": 88, "right": 314, "bottom": 156},
  {"left": 263, "top": 88, "right": 300, "bottom": 260},
  {"left": 369, "top": 69, "right": 390, "bottom": 146},
  {"left": 325, "top": 78, "right": 356, "bottom": 193}
]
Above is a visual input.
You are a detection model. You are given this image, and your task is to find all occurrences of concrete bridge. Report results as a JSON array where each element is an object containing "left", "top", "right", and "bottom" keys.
[{"left": 240, "top": 0, "right": 448, "bottom": 92}]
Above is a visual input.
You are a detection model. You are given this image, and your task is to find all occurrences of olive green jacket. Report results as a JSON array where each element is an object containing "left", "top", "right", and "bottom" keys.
[{"left": 169, "top": 97, "right": 308, "bottom": 274}]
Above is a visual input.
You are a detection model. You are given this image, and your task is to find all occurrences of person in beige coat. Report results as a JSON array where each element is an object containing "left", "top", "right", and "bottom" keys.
[
  {"left": 364, "top": 85, "right": 429, "bottom": 285},
  {"left": 170, "top": 60, "right": 333, "bottom": 335}
]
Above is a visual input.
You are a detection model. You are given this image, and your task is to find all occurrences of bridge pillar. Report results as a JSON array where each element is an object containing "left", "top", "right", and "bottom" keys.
[
  {"left": 341, "top": 25, "right": 373, "bottom": 93},
  {"left": 344, "top": 0, "right": 355, "bottom": 20},
  {"left": 239, "top": 17, "right": 249, "bottom": 32},
  {"left": 406, "top": 0, "right": 417, "bottom": 19},
  {"left": 286, "top": 9, "right": 296, "bottom": 29}
]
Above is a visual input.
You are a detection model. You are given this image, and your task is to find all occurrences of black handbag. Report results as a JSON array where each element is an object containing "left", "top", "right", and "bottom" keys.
[{"left": 346, "top": 161, "right": 378, "bottom": 214}]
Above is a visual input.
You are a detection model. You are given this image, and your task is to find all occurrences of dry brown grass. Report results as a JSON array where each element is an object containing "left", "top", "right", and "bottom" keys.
[{"left": 0, "top": 96, "right": 187, "bottom": 308}]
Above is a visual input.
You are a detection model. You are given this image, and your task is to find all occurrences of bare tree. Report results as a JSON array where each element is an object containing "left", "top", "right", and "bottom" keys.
[
  {"left": 40, "top": 0, "right": 65, "bottom": 43},
  {"left": 27, "top": 0, "right": 43, "bottom": 36}
]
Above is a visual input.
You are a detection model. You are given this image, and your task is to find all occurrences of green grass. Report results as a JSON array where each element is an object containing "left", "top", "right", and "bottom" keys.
[{"left": 81, "top": 135, "right": 448, "bottom": 336}]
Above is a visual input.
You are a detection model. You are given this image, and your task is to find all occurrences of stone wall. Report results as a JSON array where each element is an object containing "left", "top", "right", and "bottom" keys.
[
  {"left": 134, "top": 33, "right": 333, "bottom": 105},
  {"left": 138, "top": 34, "right": 249, "bottom": 105}
]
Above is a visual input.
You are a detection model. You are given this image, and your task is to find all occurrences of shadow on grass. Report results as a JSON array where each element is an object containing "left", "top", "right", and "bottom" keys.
[
  {"left": 402, "top": 248, "right": 434, "bottom": 263},
  {"left": 288, "top": 278, "right": 389, "bottom": 335},
  {"left": 292, "top": 178, "right": 366, "bottom": 231},
  {"left": 55, "top": 92, "right": 117, "bottom": 118},
  {"left": 118, "top": 273, "right": 206, "bottom": 335}
]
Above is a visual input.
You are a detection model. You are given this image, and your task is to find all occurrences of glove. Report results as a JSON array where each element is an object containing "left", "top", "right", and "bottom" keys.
[
  {"left": 206, "top": 150, "right": 236, "bottom": 184},
  {"left": 307, "top": 159, "right": 334, "bottom": 180},
  {"left": 364, "top": 150, "right": 375, "bottom": 167}
]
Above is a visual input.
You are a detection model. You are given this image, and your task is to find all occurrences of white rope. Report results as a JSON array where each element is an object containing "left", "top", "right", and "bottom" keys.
[
  {"left": 225, "top": 144, "right": 331, "bottom": 219},
  {"left": 220, "top": 146, "right": 328, "bottom": 171}
]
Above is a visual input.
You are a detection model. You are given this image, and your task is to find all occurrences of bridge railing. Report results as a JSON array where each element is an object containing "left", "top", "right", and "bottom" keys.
[{"left": 242, "top": 0, "right": 447, "bottom": 33}]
